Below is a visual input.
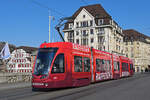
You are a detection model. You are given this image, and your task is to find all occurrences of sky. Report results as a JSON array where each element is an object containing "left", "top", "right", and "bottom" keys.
[{"left": 0, "top": 0, "right": 150, "bottom": 47}]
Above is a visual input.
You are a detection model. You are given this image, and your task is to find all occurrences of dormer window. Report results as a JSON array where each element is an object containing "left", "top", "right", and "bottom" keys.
[{"left": 98, "top": 19, "right": 104, "bottom": 25}]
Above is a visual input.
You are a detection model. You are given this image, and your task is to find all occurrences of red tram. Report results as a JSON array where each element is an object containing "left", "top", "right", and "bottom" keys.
[{"left": 32, "top": 42, "right": 134, "bottom": 89}]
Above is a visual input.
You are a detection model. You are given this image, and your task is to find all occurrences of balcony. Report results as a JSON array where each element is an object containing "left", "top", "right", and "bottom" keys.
[
  {"left": 97, "top": 36, "right": 105, "bottom": 44},
  {"left": 82, "top": 33, "right": 88, "bottom": 37}
]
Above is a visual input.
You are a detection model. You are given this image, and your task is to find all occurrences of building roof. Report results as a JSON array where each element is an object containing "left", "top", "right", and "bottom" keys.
[
  {"left": 64, "top": 4, "right": 112, "bottom": 30},
  {"left": 0, "top": 42, "right": 38, "bottom": 54},
  {"left": 17, "top": 46, "right": 38, "bottom": 54},
  {"left": 123, "top": 29, "right": 150, "bottom": 43},
  {"left": 72, "top": 4, "right": 111, "bottom": 19}
]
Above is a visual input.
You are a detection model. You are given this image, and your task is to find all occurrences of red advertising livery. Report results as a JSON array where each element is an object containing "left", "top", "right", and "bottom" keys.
[{"left": 32, "top": 42, "right": 134, "bottom": 89}]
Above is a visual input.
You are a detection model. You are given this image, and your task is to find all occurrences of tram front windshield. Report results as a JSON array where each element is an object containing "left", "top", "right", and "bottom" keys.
[{"left": 33, "top": 48, "right": 58, "bottom": 76}]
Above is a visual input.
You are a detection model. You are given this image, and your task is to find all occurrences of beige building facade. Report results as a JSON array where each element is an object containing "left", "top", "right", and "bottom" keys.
[
  {"left": 63, "top": 4, "right": 124, "bottom": 55},
  {"left": 63, "top": 4, "right": 150, "bottom": 72},
  {"left": 123, "top": 29, "right": 150, "bottom": 72}
]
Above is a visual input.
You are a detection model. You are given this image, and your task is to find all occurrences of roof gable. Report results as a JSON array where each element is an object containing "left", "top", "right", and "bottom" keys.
[
  {"left": 75, "top": 8, "right": 94, "bottom": 21},
  {"left": 72, "top": 4, "right": 111, "bottom": 19}
]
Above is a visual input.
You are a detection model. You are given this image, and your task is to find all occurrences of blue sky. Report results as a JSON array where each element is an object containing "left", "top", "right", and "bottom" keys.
[{"left": 0, "top": 0, "right": 150, "bottom": 47}]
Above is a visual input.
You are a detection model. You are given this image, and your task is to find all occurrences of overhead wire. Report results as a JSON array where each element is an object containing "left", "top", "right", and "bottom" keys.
[{"left": 31, "top": 0, "right": 66, "bottom": 17}]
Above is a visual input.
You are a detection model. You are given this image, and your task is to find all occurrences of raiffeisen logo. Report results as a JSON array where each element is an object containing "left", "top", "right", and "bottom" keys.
[{"left": 73, "top": 44, "right": 90, "bottom": 52}]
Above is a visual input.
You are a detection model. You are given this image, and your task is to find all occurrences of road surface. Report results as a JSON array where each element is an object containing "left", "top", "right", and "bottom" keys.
[{"left": 0, "top": 73, "right": 150, "bottom": 100}]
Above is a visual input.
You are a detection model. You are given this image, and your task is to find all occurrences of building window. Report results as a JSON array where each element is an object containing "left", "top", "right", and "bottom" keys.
[
  {"left": 98, "top": 19, "right": 104, "bottom": 25},
  {"left": 83, "top": 30, "right": 87, "bottom": 36},
  {"left": 91, "top": 38, "right": 94, "bottom": 43},
  {"left": 83, "top": 15, "right": 86, "bottom": 18},
  {"left": 90, "top": 29, "right": 94, "bottom": 34},
  {"left": 98, "top": 36, "right": 104, "bottom": 43},
  {"left": 76, "top": 22, "right": 79, "bottom": 28},
  {"left": 76, "top": 31, "right": 79, "bottom": 36},
  {"left": 118, "top": 46, "right": 120, "bottom": 51},
  {"left": 98, "top": 28, "right": 104, "bottom": 34},
  {"left": 83, "top": 21, "right": 86, "bottom": 27},
  {"left": 68, "top": 23, "right": 73, "bottom": 29},
  {"left": 68, "top": 39, "right": 74, "bottom": 43},
  {"left": 131, "top": 53, "right": 134, "bottom": 58},
  {"left": 90, "top": 20, "right": 93, "bottom": 26},
  {"left": 116, "top": 45, "right": 118, "bottom": 50},
  {"left": 103, "top": 46, "right": 105, "bottom": 51},
  {"left": 68, "top": 32, "right": 74, "bottom": 39},
  {"left": 83, "top": 21, "right": 88, "bottom": 27},
  {"left": 80, "top": 22, "right": 83, "bottom": 27},
  {"left": 81, "top": 38, "right": 88, "bottom": 45},
  {"left": 76, "top": 39, "right": 79, "bottom": 44}
]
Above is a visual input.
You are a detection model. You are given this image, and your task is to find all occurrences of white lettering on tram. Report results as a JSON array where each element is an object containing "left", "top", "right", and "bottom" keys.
[
  {"left": 122, "top": 72, "right": 129, "bottom": 77},
  {"left": 73, "top": 44, "right": 89, "bottom": 52},
  {"left": 96, "top": 72, "right": 112, "bottom": 81}
]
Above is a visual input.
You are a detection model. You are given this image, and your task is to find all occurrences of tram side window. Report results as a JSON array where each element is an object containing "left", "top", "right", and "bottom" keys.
[
  {"left": 84, "top": 57, "right": 90, "bottom": 72},
  {"left": 51, "top": 54, "right": 64, "bottom": 73},
  {"left": 74, "top": 56, "right": 82, "bottom": 72},
  {"left": 114, "top": 61, "right": 117, "bottom": 71},
  {"left": 130, "top": 64, "right": 133, "bottom": 70},
  {"left": 114, "top": 61, "right": 120, "bottom": 71},
  {"left": 126, "top": 63, "right": 129, "bottom": 71},
  {"left": 122, "top": 63, "right": 126, "bottom": 71},
  {"left": 122, "top": 63, "right": 128, "bottom": 71},
  {"left": 96, "top": 59, "right": 105, "bottom": 72},
  {"left": 106, "top": 60, "right": 111, "bottom": 71},
  {"left": 96, "top": 59, "right": 100, "bottom": 72},
  {"left": 117, "top": 62, "right": 120, "bottom": 71}
]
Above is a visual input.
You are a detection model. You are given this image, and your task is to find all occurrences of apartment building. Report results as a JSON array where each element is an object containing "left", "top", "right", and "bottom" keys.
[
  {"left": 123, "top": 29, "right": 150, "bottom": 72},
  {"left": 63, "top": 4, "right": 124, "bottom": 55}
]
